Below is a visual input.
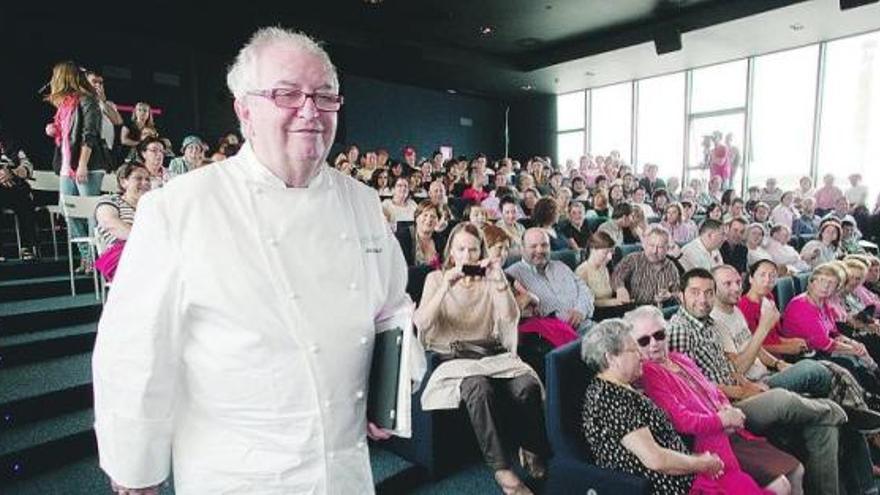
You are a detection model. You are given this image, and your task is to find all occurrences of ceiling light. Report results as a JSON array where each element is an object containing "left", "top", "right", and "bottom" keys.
[
  {"left": 789, "top": 23, "right": 804, "bottom": 31},
  {"left": 479, "top": 26, "right": 494, "bottom": 35},
  {"left": 520, "top": 84, "right": 534, "bottom": 91},
  {"left": 363, "top": 0, "right": 383, "bottom": 4},
  {"left": 446, "top": 89, "right": 457, "bottom": 94}
]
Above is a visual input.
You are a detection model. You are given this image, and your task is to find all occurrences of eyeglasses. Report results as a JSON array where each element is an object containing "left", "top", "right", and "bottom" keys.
[
  {"left": 144, "top": 147, "right": 165, "bottom": 154},
  {"left": 246, "top": 88, "right": 344, "bottom": 112},
  {"left": 636, "top": 330, "right": 666, "bottom": 347}
]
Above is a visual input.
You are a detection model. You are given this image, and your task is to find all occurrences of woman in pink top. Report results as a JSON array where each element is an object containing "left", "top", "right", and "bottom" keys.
[
  {"left": 781, "top": 263, "right": 880, "bottom": 398},
  {"left": 813, "top": 174, "right": 844, "bottom": 212},
  {"left": 630, "top": 306, "right": 802, "bottom": 495}
]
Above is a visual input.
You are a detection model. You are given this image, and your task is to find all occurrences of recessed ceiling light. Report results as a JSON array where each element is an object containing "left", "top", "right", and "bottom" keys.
[
  {"left": 446, "top": 89, "right": 457, "bottom": 94},
  {"left": 520, "top": 84, "right": 534, "bottom": 91},
  {"left": 363, "top": 0, "right": 383, "bottom": 4},
  {"left": 790, "top": 22, "right": 805, "bottom": 31},
  {"left": 480, "top": 25, "right": 494, "bottom": 35}
]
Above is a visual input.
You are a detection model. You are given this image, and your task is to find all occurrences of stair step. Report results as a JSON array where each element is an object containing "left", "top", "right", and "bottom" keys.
[
  {"left": 0, "top": 427, "right": 95, "bottom": 485},
  {"left": 1, "top": 325, "right": 97, "bottom": 368},
  {"left": 0, "top": 275, "right": 96, "bottom": 301},
  {"left": 1, "top": 385, "right": 93, "bottom": 430},
  {"left": 0, "top": 354, "right": 92, "bottom": 406},
  {"left": 0, "top": 259, "right": 71, "bottom": 281},
  {"left": 0, "top": 409, "right": 94, "bottom": 457},
  {"left": 0, "top": 295, "right": 101, "bottom": 336}
]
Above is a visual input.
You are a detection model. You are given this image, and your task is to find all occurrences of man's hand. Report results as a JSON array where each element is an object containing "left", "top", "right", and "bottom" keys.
[
  {"left": 12, "top": 164, "right": 28, "bottom": 179},
  {"left": 758, "top": 302, "right": 780, "bottom": 334},
  {"left": 0, "top": 169, "right": 13, "bottom": 187},
  {"left": 366, "top": 421, "right": 392, "bottom": 441},
  {"left": 110, "top": 479, "right": 159, "bottom": 495},
  {"left": 566, "top": 309, "right": 585, "bottom": 328}
]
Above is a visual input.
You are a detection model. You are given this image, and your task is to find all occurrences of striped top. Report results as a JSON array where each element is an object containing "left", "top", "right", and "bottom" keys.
[
  {"left": 610, "top": 252, "right": 680, "bottom": 305},
  {"left": 96, "top": 194, "right": 136, "bottom": 247}
]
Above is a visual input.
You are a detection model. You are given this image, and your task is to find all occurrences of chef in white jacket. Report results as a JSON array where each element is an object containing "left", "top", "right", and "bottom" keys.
[{"left": 93, "top": 27, "right": 412, "bottom": 494}]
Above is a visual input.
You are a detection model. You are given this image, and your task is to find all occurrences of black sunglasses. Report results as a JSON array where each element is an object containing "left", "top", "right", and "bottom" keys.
[{"left": 636, "top": 330, "right": 666, "bottom": 347}]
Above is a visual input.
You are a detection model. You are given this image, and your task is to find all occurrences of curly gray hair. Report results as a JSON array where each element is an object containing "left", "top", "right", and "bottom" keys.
[{"left": 580, "top": 319, "right": 633, "bottom": 371}]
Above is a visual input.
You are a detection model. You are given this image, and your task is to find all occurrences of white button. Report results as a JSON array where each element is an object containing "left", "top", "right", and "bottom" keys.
[
  {"left": 324, "top": 400, "right": 332, "bottom": 409},
  {"left": 355, "top": 390, "right": 364, "bottom": 400},
  {"left": 349, "top": 282, "right": 358, "bottom": 290},
  {"left": 340, "top": 232, "right": 349, "bottom": 240},
  {"left": 359, "top": 336, "right": 368, "bottom": 345},
  {"left": 255, "top": 187, "right": 264, "bottom": 195},
  {"left": 288, "top": 292, "right": 298, "bottom": 301},
  {"left": 327, "top": 451, "right": 335, "bottom": 459},
  {"left": 356, "top": 441, "right": 366, "bottom": 449},
  {"left": 267, "top": 238, "right": 278, "bottom": 247},
  {"left": 310, "top": 345, "right": 319, "bottom": 354}
]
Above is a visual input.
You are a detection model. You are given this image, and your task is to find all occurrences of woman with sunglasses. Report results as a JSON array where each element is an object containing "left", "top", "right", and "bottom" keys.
[
  {"left": 628, "top": 306, "right": 803, "bottom": 494},
  {"left": 580, "top": 319, "right": 725, "bottom": 495}
]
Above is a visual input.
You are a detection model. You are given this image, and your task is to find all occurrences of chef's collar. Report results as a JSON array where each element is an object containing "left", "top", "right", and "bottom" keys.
[{"left": 238, "top": 141, "right": 329, "bottom": 190}]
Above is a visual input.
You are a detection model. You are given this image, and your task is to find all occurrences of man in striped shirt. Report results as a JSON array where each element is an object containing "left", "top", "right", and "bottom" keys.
[{"left": 611, "top": 226, "right": 680, "bottom": 306}]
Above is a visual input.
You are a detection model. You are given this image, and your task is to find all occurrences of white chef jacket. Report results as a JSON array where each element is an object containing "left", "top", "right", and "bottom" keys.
[{"left": 92, "top": 143, "right": 412, "bottom": 494}]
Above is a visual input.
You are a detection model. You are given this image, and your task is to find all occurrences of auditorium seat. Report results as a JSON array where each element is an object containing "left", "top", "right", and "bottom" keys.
[
  {"left": 406, "top": 265, "right": 434, "bottom": 305},
  {"left": 773, "top": 276, "right": 797, "bottom": 311},
  {"left": 794, "top": 272, "right": 811, "bottom": 294},
  {"left": 550, "top": 249, "right": 581, "bottom": 272},
  {"left": 544, "top": 341, "right": 650, "bottom": 494}
]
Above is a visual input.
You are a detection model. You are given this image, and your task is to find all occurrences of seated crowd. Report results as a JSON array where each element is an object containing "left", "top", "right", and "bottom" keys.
[{"left": 4, "top": 61, "right": 880, "bottom": 494}]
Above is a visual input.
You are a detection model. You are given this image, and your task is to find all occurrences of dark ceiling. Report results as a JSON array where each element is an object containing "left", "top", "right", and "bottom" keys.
[{"left": 10, "top": 0, "right": 810, "bottom": 98}]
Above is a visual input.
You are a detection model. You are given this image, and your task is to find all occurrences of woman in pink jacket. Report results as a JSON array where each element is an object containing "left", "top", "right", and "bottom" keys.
[{"left": 628, "top": 306, "right": 803, "bottom": 494}]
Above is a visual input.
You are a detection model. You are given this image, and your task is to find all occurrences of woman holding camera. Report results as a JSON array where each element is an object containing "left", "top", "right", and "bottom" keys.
[{"left": 415, "top": 222, "right": 548, "bottom": 495}]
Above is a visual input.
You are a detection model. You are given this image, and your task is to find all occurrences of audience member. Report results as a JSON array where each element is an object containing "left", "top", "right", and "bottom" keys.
[
  {"left": 558, "top": 200, "right": 590, "bottom": 250},
  {"left": 416, "top": 222, "right": 548, "bottom": 495},
  {"left": 120, "top": 102, "right": 158, "bottom": 162},
  {"left": 770, "top": 192, "right": 797, "bottom": 231},
  {"left": 596, "top": 201, "right": 634, "bottom": 246},
  {"left": 382, "top": 176, "right": 418, "bottom": 223},
  {"left": 660, "top": 203, "right": 696, "bottom": 245},
  {"left": 628, "top": 306, "right": 803, "bottom": 494},
  {"left": 792, "top": 197, "right": 820, "bottom": 237},
  {"left": 395, "top": 201, "right": 447, "bottom": 268},
  {"left": 814, "top": 174, "right": 844, "bottom": 214},
  {"left": 611, "top": 226, "right": 681, "bottom": 306},
  {"left": 0, "top": 149, "right": 37, "bottom": 259},
  {"left": 506, "top": 228, "right": 594, "bottom": 335},
  {"left": 530, "top": 197, "right": 568, "bottom": 251},
  {"left": 720, "top": 217, "right": 749, "bottom": 274},
  {"left": 94, "top": 162, "right": 150, "bottom": 280},
  {"left": 168, "top": 135, "right": 209, "bottom": 178},
  {"left": 846, "top": 174, "right": 869, "bottom": 208},
  {"left": 766, "top": 225, "right": 810, "bottom": 274},
  {"left": 801, "top": 220, "right": 842, "bottom": 268},
  {"left": 679, "top": 219, "right": 725, "bottom": 271}
]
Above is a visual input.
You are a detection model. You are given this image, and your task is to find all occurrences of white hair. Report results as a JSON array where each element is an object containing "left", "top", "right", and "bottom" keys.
[
  {"left": 623, "top": 305, "right": 666, "bottom": 334},
  {"left": 226, "top": 27, "right": 339, "bottom": 100}
]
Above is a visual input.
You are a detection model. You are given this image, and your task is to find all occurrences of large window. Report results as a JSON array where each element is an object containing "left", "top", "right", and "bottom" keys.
[
  {"left": 750, "top": 45, "right": 819, "bottom": 192},
  {"left": 589, "top": 82, "right": 632, "bottom": 163},
  {"left": 555, "top": 91, "right": 586, "bottom": 168},
  {"left": 690, "top": 59, "right": 748, "bottom": 113},
  {"left": 637, "top": 73, "right": 685, "bottom": 181},
  {"left": 557, "top": 131, "right": 585, "bottom": 171},
  {"left": 818, "top": 30, "right": 880, "bottom": 205}
]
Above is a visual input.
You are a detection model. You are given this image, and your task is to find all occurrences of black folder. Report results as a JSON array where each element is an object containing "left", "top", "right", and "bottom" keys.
[{"left": 367, "top": 327, "right": 404, "bottom": 430}]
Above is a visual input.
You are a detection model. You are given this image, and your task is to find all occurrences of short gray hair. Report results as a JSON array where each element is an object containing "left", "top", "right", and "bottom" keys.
[
  {"left": 580, "top": 319, "right": 632, "bottom": 371},
  {"left": 623, "top": 305, "right": 665, "bottom": 334},
  {"left": 644, "top": 225, "right": 671, "bottom": 241},
  {"left": 226, "top": 27, "right": 339, "bottom": 99}
]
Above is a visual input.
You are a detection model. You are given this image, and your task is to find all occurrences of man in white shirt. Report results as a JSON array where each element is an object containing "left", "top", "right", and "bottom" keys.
[
  {"left": 845, "top": 174, "right": 869, "bottom": 208},
  {"left": 679, "top": 218, "right": 725, "bottom": 271},
  {"left": 93, "top": 28, "right": 413, "bottom": 494}
]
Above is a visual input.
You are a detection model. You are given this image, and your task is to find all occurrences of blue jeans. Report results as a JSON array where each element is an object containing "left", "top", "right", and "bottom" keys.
[
  {"left": 765, "top": 359, "right": 833, "bottom": 398},
  {"left": 59, "top": 171, "right": 104, "bottom": 260}
]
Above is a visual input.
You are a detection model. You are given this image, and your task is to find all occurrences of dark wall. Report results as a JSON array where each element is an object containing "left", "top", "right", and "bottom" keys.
[
  {"left": 507, "top": 94, "right": 557, "bottom": 165},
  {"left": 338, "top": 75, "right": 506, "bottom": 161}
]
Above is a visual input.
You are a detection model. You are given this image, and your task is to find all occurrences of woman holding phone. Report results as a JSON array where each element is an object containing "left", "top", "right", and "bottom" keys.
[{"left": 415, "top": 222, "right": 548, "bottom": 495}]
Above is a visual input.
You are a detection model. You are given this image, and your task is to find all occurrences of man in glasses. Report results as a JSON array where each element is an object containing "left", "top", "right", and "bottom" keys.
[
  {"left": 668, "top": 268, "right": 875, "bottom": 495},
  {"left": 93, "top": 27, "right": 413, "bottom": 494}
]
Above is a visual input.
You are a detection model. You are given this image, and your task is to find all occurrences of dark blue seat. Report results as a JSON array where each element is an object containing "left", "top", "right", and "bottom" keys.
[
  {"left": 796, "top": 233, "right": 816, "bottom": 251},
  {"left": 406, "top": 265, "right": 434, "bottom": 305},
  {"left": 773, "top": 276, "right": 797, "bottom": 311},
  {"left": 610, "top": 244, "right": 643, "bottom": 271},
  {"left": 448, "top": 197, "right": 472, "bottom": 219},
  {"left": 544, "top": 341, "right": 650, "bottom": 494},
  {"left": 586, "top": 216, "right": 604, "bottom": 233},
  {"left": 662, "top": 304, "right": 679, "bottom": 320},
  {"left": 794, "top": 272, "right": 811, "bottom": 294}
]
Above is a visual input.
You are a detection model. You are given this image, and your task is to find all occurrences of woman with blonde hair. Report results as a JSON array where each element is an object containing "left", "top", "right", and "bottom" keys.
[
  {"left": 120, "top": 101, "right": 158, "bottom": 162},
  {"left": 44, "top": 61, "right": 112, "bottom": 273},
  {"left": 415, "top": 222, "right": 548, "bottom": 494}
]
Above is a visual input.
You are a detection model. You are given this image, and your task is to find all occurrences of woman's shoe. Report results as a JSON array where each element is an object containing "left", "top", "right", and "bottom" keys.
[
  {"left": 519, "top": 448, "right": 547, "bottom": 480},
  {"left": 494, "top": 470, "right": 533, "bottom": 495}
]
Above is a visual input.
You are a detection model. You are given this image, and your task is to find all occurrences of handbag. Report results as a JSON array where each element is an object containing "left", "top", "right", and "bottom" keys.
[{"left": 448, "top": 338, "right": 507, "bottom": 360}]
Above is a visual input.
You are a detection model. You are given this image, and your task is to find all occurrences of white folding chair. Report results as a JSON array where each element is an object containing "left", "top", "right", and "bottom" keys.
[
  {"left": 28, "top": 171, "right": 62, "bottom": 260},
  {"left": 59, "top": 195, "right": 102, "bottom": 299},
  {"left": 101, "top": 173, "right": 120, "bottom": 194}
]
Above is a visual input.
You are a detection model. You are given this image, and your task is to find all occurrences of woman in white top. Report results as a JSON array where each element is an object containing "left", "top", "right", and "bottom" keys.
[
  {"left": 801, "top": 221, "right": 842, "bottom": 269},
  {"left": 381, "top": 176, "right": 418, "bottom": 223},
  {"left": 770, "top": 192, "right": 797, "bottom": 231},
  {"left": 765, "top": 225, "right": 811, "bottom": 274},
  {"left": 745, "top": 223, "right": 773, "bottom": 269}
]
